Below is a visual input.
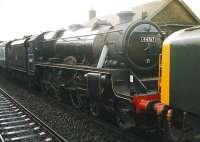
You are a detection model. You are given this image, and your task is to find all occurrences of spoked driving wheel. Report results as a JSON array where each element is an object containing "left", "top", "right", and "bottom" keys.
[
  {"left": 70, "top": 92, "right": 83, "bottom": 109},
  {"left": 115, "top": 109, "right": 135, "bottom": 130},
  {"left": 41, "top": 81, "right": 61, "bottom": 101}
]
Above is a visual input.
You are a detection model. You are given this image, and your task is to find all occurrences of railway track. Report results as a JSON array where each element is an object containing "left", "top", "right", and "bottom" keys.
[
  {"left": 0, "top": 87, "right": 67, "bottom": 142},
  {"left": 58, "top": 99, "right": 148, "bottom": 142},
  {"left": 0, "top": 77, "right": 150, "bottom": 142}
]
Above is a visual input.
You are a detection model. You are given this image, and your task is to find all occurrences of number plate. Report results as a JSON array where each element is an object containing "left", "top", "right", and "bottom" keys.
[{"left": 140, "top": 37, "right": 156, "bottom": 43}]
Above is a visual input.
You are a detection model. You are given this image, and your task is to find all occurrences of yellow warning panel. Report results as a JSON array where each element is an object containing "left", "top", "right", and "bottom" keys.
[{"left": 161, "top": 41, "right": 170, "bottom": 106}]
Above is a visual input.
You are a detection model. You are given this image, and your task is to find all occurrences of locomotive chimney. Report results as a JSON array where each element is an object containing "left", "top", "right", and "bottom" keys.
[
  {"left": 118, "top": 11, "right": 135, "bottom": 24},
  {"left": 89, "top": 10, "right": 96, "bottom": 20}
]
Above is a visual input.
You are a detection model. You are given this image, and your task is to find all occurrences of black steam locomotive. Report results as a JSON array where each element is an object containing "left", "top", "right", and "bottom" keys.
[{"left": 0, "top": 19, "right": 163, "bottom": 130}]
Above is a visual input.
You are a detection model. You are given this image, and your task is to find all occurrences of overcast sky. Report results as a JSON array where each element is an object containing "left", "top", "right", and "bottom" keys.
[{"left": 0, "top": 0, "right": 199, "bottom": 40}]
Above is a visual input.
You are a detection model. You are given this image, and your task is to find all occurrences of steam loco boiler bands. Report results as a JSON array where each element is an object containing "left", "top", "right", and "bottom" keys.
[{"left": 0, "top": 16, "right": 200, "bottom": 142}]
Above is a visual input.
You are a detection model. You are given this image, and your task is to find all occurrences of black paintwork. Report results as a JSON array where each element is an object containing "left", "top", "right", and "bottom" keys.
[
  {"left": 4, "top": 29, "right": 65, "bottom": 75},
  {"left": 55, "top": 20, "right": 162, "bottom": 76}
]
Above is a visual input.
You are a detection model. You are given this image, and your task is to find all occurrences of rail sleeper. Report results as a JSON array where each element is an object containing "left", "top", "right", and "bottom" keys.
[{"left": 0, "top": 88, "right": 67, "bottom": 142}]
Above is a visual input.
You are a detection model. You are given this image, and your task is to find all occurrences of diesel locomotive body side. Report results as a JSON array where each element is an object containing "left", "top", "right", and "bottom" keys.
[{"left": 159, "top": 27, "right": 200, "bottom": 142}]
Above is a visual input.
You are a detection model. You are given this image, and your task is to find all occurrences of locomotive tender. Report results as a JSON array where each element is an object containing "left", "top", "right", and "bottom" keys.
[
  {"left": 0, "top": 41, "right": 6, "bottom": 68},
  {"left": 0, "top": 19, "right": 163, "bottom": 130}
]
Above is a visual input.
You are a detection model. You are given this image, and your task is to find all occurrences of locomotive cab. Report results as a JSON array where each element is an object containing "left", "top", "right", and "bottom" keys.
[{"left": 34, "top": 29, "right": 65, "bottom": 62}]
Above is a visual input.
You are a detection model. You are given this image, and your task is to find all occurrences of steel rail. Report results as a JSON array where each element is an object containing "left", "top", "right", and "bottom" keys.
[{"left": 0, "top": 87, "right": 68, "bottom": 142}]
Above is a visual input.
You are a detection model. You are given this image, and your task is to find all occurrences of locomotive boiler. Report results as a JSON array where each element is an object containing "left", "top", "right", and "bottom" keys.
[{"left": 55, "top": 20, "right": 162, "bottom": 76}]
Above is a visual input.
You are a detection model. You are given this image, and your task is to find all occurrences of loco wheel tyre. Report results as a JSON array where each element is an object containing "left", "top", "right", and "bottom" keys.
[
  {"left": 70, "top": 93, "right": 83, "bottom": 109},
  {"left": 89, "top": 102, "right": 100, "bottom": 117},
  {"left": 49, "top": 84, "right": 61, "bottom": 102}
]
